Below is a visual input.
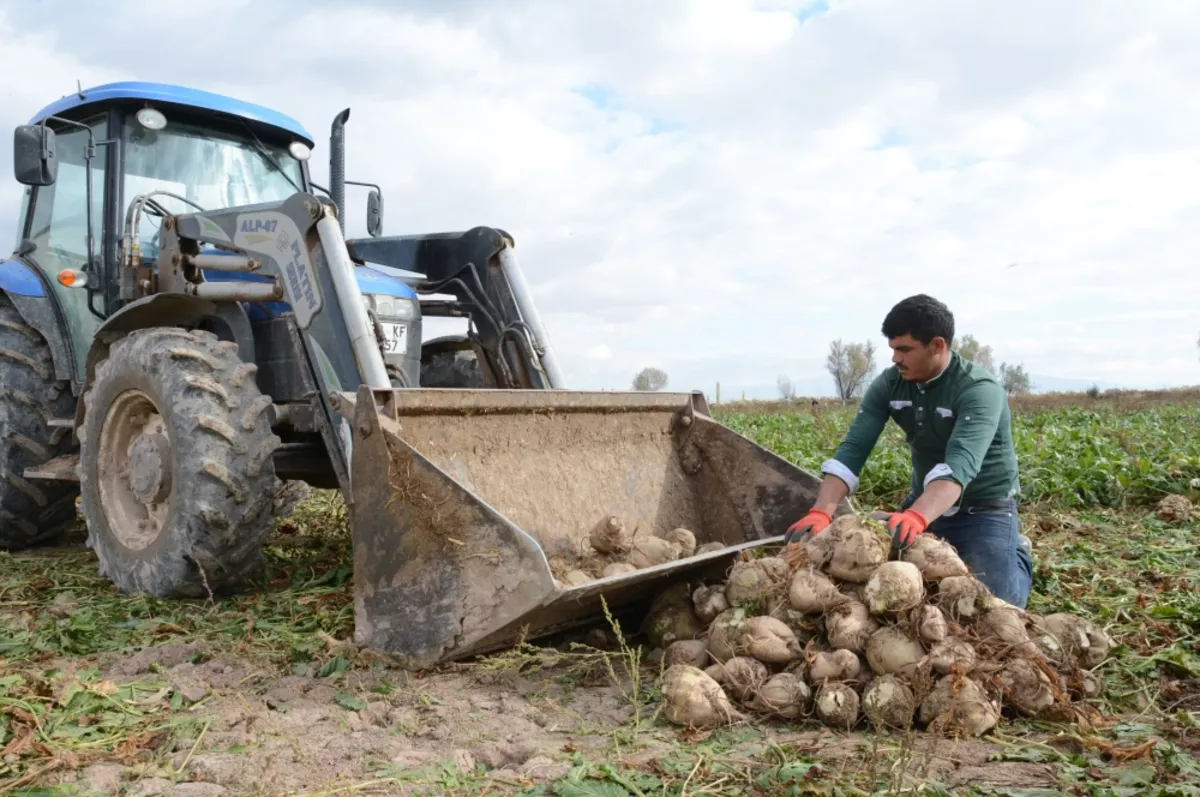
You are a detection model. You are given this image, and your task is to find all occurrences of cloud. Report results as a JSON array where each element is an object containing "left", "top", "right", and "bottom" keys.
[{"left": 1, "top": 0, "right": 1197, "bottom": 397}]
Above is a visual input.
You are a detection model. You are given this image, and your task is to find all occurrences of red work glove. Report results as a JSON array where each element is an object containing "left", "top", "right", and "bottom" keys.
[
  {"left": 783, "top": 508, "right": 833, "bottom": 545},
  {"left": 881, "top": 508, "right": 930, "bottom": 546}
]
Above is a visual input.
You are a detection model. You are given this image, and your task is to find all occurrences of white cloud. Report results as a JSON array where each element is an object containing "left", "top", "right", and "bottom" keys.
[
  {"left": 584, "top": 343, "right": 613, "bottom": 361},
  {"left": 0, "top": 0, "right": 1197, "bottom": 397}
]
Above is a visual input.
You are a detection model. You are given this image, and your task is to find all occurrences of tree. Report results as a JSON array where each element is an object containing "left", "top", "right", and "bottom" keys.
[
  {"left": 632, "top": 367, "right": 668, "bottom": 391},
  {"left": 777, "top": 375, "right": 796, "bottom": 402},
  {"left": 999, "top": 362, "right": 1032, "bottom": 395},
  {"left": 826, "top": 339, "right": 877, "bottom": 400},
  {"left": 953, "top": 334, "right": 996, "bottom": 374}
]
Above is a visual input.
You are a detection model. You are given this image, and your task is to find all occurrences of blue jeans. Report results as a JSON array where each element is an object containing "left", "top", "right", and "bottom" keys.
[{"left": 904, "top": 497, "right": 1034, "bottom": 608}]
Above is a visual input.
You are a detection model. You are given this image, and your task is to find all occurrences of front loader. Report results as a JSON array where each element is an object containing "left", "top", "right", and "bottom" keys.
[{"left": 1, "top": 82, "right": 846, "bottom": 668}]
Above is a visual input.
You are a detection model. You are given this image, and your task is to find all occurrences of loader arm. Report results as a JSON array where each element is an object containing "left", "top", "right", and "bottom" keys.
[
  {"left": 151, "top": 192, "right": 385, "bottom": 490},
  {"left": 346, "top": 228, "right": 562, "bottom": 390}
]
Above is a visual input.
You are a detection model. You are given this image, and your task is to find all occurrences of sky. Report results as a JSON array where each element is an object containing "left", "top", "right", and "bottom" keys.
[{"left": 1, "top": 0, "right": 1197, "bottom": 398}]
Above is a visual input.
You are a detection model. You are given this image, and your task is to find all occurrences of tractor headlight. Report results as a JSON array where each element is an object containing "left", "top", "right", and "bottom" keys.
[{"left": 363, "top": 294, "right": 417, "bottom": 322}]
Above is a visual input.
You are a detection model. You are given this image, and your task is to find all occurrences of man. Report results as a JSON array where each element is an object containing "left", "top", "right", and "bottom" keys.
[{"left": 784, "top": 294, "right": 1033, "bottom": 608}]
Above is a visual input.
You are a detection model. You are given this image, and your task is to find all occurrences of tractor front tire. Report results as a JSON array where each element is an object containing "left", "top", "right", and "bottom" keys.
[
  {"left": 0, "top": 294, "right": 79, "bottom": 548},
  {"left": 78, "top": 328, "right": 280, "bottom": 597}
]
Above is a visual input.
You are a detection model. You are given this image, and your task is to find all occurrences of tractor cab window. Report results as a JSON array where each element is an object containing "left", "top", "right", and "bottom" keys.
[
  {"left": 122, "top": 118, "right": 304, "bottom": 260},
  {"left": 26, "top": 116, "right": 108, "bottom": 267}
]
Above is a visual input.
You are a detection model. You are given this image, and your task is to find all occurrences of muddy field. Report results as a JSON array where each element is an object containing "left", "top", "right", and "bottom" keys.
[{"left": 3, "top": 488, "right": 1200, "bottom": 796}]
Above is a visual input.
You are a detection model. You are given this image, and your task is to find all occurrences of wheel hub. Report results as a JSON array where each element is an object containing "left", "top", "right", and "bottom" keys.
[
  {"left": 129, "top": 433, "right": 171, "bottom": 505},
  {"left": 97, "top": 390, "right": 173, "bottom": 551}
]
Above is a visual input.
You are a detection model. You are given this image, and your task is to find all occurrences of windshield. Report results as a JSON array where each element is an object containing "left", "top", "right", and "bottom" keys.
[{"left": 123, "top": 117, "right": 305, "bottom": 257}]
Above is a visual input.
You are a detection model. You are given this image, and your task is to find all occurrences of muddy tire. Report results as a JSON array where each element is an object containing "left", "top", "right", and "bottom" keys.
[
  {"left": 78, "top": 328, "right": 280, "bottom": 597},
  {"left": 386, "top": 361, "right": 411, "bottom": 388},
  {"left": 0, "top": 295, "right": 80, "bottom": 548},
  {"left": 421, "top": 349, "right": 487, "bottom": 388}
]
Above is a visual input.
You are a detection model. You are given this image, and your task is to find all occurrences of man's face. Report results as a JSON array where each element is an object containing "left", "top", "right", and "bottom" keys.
[{"left": 888, "top": 334, "right": 944, "bottom": 381}]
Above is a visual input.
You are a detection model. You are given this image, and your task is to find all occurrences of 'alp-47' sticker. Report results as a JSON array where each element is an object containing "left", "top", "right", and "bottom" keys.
[{"left": 234, "top": 212, "right": 322, "bottom": 328}]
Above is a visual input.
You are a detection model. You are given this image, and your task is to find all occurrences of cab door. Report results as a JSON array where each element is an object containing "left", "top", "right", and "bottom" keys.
[{"left": 19, "top": 113, "right": 110, "bottom": 382}]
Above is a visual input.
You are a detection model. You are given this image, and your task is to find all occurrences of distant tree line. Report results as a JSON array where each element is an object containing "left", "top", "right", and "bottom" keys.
[
  {"left": 797, "top": 334, "right": 1033, "bottom": 400},
  {"left": 638, "top": 333, "right": 1039, "bottom": 401}
]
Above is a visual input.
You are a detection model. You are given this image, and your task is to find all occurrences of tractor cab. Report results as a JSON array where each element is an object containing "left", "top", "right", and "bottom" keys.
[{"left": 8, "top": 82, "right": 421, "bottom": 388}]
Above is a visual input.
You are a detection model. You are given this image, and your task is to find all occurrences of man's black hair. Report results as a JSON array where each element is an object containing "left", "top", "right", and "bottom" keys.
[{"left": 881, "top": 294, "right": 955, "bottom": 346}]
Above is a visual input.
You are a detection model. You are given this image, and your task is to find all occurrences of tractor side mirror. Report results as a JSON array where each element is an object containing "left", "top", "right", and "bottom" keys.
[
  {"left": 14, "top": 124, "right": 57, "bottom": 186},
  {"left": 366, "top": 189, "right": 383, "bottom": 238}
]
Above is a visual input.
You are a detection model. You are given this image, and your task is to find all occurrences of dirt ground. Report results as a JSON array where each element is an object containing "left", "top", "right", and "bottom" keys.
[
  {"left": 7, "top": 499, "right": 1199, "bottom": 796},
  {"left": 21, "top": 637, "right": 1095, "bottom": 797}
]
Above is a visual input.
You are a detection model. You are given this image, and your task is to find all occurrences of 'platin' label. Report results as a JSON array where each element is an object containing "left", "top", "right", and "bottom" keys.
[{"left": 234, "top": 212, "right": 322, "bottom": 328}]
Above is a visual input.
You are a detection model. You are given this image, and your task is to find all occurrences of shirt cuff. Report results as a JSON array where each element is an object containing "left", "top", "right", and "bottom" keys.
[
  {"left": 923, "top": 463, "right": 957, "bottom": 487},
  {"left": 822, "top": 459, "right": 859, "bottom": 494}
]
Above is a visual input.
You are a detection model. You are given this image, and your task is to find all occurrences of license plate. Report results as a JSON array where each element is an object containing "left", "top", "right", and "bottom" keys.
[{"left": 381, "top": 322, "right": 408, "bottom": 354}]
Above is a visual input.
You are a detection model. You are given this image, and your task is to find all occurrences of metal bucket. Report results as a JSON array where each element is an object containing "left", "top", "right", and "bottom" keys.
[{"left": 336, "top": 385, "right": 842, "bottom": 669}]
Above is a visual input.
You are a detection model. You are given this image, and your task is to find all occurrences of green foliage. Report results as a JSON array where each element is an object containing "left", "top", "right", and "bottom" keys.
[
  {"left": 0, "top": 491, "right": 355, "bottom": 667},
  {"left": 0, "top": 666, "right": 192, "bottom": 791},
  {"left": 1027, "top": 511, "right": 1200, "bottom": 712},
  {"left": 718, "top": 403, "right": 1200, "bottom": 510}
]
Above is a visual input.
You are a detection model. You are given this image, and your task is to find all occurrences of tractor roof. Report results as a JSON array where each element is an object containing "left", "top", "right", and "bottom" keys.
[{"left": 29, "top": 81, "right": 315, "bottom": 146}]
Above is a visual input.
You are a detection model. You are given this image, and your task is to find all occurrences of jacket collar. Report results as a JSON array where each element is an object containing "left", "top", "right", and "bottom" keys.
[{"left": 920, "top": 351, "right": 957, "bottom": 388}]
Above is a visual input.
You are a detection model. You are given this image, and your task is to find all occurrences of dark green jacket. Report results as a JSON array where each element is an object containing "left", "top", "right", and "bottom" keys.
[{"left": 822, "top": 352, "right": 1020, "bottom": 508}]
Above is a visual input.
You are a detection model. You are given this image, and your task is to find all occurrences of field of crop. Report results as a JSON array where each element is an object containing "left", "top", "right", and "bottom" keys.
[{"left": 2, "top": 392, "right": 1199, "bottom": 796}]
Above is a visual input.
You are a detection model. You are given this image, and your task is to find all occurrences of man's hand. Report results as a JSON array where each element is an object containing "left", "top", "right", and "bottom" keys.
[
  {"left": 782, "top": 475, "right": 850, "bottom": 566},
  {"left": 783, "top": 508, "right": 832, "bottom": 567},
  {"left": 784, "top": 508, "right": 833, "bottom": 545},
  {"left": 878, "top": 508, "right": 930, "bottom": 547}
]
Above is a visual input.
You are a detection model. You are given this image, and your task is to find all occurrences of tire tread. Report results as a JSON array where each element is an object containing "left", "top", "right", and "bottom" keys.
[{"left": 0, "top": 295, "right": 79, "bottom": 548}]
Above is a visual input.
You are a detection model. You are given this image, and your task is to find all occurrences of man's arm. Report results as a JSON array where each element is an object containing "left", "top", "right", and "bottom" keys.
[
  {"left": 784, "top": 374, "right": 892, "bottom": 549},
  {"left": 809, "top": 472, "right": 851, "bottom": 517},
  {"left": 912, "top": 380, "right": 1004, "bottom": 520},
  {"left": 908, "top": 479, "right": 963, "bottom": 521},
  {"left": 818, "top": 373, "right": 892, "bottom": 498}
]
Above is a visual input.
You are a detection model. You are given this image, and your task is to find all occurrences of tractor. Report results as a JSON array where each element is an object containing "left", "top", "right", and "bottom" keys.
[{"left": 0, "top": 82, "right": 842, "bottom": 668}]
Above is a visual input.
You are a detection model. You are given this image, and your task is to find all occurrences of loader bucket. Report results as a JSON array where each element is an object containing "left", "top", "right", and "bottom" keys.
[{"left": 335, "top": 385, "right": 846, "bottom": 669}]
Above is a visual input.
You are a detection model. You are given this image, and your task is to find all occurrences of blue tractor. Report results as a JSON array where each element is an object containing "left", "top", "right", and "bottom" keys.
[{"left": 1, "top": 82, "right": 835, "bottom": 668}]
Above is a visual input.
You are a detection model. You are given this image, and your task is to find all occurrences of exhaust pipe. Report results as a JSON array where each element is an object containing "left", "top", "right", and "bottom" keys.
[{"left": 330, "top": 108, "right": 350, "bottom": 233}]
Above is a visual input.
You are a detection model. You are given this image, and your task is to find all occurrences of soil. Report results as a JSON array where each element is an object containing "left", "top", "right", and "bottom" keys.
[{"left": 35, "top": 638, "right": 1077, "bottom": 796}]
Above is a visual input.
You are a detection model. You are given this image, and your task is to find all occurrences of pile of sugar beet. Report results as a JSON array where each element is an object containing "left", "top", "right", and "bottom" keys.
[{"left": 639, "top": 513, "right": 1114, "bottom": 735}]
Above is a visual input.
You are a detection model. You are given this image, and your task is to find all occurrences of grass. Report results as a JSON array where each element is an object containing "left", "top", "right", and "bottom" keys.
[
  {"left": 0, "top": 669, "right": 179, "bottom": 793},
  {"left": 0, "top": 492, "right": 356, "bottom": 670},
  {"left": 2, "top": 397, "right": 1200, "bottom": 794}
]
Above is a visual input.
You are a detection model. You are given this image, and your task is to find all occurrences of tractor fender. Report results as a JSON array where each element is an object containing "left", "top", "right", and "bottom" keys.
[
  {"left": 0, "top": 258, "right": 77, "bottom": 387},
  {"left": 75, "top": 294, "right": 220, "bottom": 429},
  {"left": 419, "top": 334, "right": 494, "bottom": 388},
  {"left": 420, "top": 333, "right": 474, "bottom": 357}
]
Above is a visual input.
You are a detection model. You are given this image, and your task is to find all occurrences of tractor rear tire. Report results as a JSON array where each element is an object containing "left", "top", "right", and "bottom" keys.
[
  {"left": 78, "top": 328, "right": 281, "bottom": 597},
  {"left": 421, "top": 349, "right": 487, "bottom": 388},
  {"left": 0, "top": 294, "right": 79, "bottom": 548}
]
